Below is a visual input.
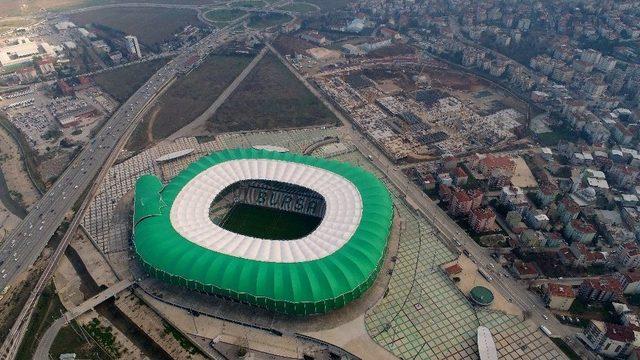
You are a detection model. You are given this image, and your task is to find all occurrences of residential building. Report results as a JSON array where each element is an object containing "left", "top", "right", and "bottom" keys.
[
  {"left": 563, "top": 219, "right": 597, "bottom": 244},
  {"left": 578, "top": 277, "right": 623, "bottom": 303},
  {"left": 557, "top": 197, "right": 581, "bottom": 224},
  {"left": 511, "top": 261, "right": 539, "bottom": 279},
  {"left": 449, "top": 189, "right": 473, "bottom": 216},
  {"left": 570, "top": 243, "right": 605, "bottom": 267},
  {"left": 499, "top": 185, "right": 528, "bottom": 212},
  {"left": 470, "top": 208, "right": 496, "bottom": 233},
  {"left": 452, "top": 167, "right": 468, "bottom": 186},
  {"left": 581, "top": 320, "right": 634, "bottom": 358},
  {"left": 615, "top": 242, "right": 640, "bottom": 270},
  {"left": 543, "top": 283, "right": 575, "bottom": 311}
]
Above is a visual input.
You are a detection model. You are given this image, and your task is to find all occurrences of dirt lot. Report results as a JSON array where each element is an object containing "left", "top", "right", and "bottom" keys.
[
  {"left": 207, "top": 52, "right": 338, "bottom": 133},
  {"left": 272, "top": 34, "right": 315, "bottom": 56},
  {"left": 94, "top": 58, "right": 170, "bottom": 102},
  {"left": 126, "top": 54, "right": 253, "bottom": 151},
  {"left": 69, "top": 7, "right": 204, "bottom": 46}
]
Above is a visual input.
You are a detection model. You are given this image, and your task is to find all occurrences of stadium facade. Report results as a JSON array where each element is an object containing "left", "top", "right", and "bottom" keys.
[{"left": 133, "top": 148, "right": 393, "bottom": 315}]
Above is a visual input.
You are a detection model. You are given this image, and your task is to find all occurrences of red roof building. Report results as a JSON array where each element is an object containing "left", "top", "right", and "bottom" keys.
[
  {"left": 564, "top": 219, "right": 597, "bottom": 244},
  {"left": 468, "top": 189, "right": 483, "bottom": 209},
  {"left": 449, "top": 189, "right": 473, "bottom": 215},
  {"left": 578, "top": 277, "right": 624, "bottom": 303},
  {"left": 470, "top": 208, "right": 496, "bottom": 233},
  {"left": 444, "top": 263, "right": 463, "bottom": 276},
  {"left": 512, "top": 261, "right": 539, "bottom": 279},
  {"left": 452, "top": 167, "right": 468, "bottom": 186},
  {"left": 544, "top": 283, "right": 576, "bottom": 310}
]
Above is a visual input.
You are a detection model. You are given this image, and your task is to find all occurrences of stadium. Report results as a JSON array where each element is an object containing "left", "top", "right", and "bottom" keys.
[{"left": 133, "top": 148, "right": 393, "bottom": 316}]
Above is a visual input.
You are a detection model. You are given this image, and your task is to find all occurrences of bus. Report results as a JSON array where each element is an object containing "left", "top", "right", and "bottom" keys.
[
  {"left": 540, "top": 325, "right": 552, "bottom": 337},
  {"left": 478, "top": 268, "right": 493, "bottom": 282}
]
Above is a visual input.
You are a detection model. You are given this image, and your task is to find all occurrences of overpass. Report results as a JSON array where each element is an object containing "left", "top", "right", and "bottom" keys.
[{"left": 33, "top": 279, "right": 134, "bottom": 360}]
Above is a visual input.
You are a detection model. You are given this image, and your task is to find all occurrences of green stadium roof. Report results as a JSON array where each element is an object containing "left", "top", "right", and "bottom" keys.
[{"left": 133, "top": 148, "right": 393, "bottom": 315}]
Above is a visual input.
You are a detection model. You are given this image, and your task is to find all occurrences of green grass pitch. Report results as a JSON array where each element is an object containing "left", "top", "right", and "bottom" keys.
[{"left": 220, "top": 203, "right": 322, "bottom": 240}]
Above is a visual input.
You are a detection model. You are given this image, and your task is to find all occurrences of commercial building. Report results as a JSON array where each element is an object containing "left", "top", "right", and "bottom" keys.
[
  {"left": 0, "top": 37, "right": 55, "bottom": 67},
  {"left": 125, "top": 35, "right": 142, "bottom": 59}
]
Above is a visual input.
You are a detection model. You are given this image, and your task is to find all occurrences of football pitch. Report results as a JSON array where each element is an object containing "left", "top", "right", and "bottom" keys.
[{"left": 220, "top": 203, "right": 322, "bottom": 240}]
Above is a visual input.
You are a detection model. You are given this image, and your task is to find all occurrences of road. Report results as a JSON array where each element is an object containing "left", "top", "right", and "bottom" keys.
[
  {"left": 0, "top": 25, "right": 239, "bottom": 360},
  {"left": 268, "top": 43, "right": 576, "bottom": 339}
]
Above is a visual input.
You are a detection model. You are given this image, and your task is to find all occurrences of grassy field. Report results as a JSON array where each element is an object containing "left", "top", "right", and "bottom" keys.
[
  {"left": 126, "top": 54, "right": 253, "bottom": 151},
  {"left": 69, "top": 7, "right": 203, "bottom": 46},
  {"left": 221, "top": 203, "right": 321, "bottom": 239},
  {"left": 204, "top": 8, "right": 247, "bottom": 22},
  {"left": 278, "top": 2, "right": 317, "bottom": 12},
  {"left": 207, "top": 53, "right": 338, "bottom": 133},
  {"left": 50, "top": 320, "right": 114, "bottom": 359},
  {"left": 93, "top": 57, "right": 169, "bottom": 102},
  {"left": 247, "top": 13, "right": 292, "bottom": 29},
  {"left": 297, "top": 0, "right": 351, "bottom": 10},
  {"left": 232, "top": 0, "right": 265, "bottom": 8},
  {"left": 15, "top": 283, "right": 64, "bottom": 360}
]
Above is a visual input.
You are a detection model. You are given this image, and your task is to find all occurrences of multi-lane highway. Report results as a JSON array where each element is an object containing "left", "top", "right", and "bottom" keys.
[{"left": 0, "top": 28, "right": 237, "bottom": 292}]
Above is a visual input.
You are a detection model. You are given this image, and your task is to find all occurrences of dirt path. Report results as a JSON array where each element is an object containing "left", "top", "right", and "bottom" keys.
[
  {"left": 167, "top": 45, "right": 269, "bottom": 140},
  {"left": 145, "top": 106, "right": 161, "bottom": 144}
]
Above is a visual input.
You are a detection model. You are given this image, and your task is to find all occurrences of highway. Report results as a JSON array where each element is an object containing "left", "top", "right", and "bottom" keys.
[{"left": 0, "top": 25, "right": 239, "bottom": 359}]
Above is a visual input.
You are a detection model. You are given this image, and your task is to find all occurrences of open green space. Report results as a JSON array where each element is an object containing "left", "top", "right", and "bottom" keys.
[
  {"left": 278, "top": 2, "right": 317, "bottom": 12},
  {"left": 93, "top": 57, "right": 169, "bottom": 102},
  {"left": 126, "top": 54, "right": 253, "bottom": 151},
  {"left": 69, "top": 7, "right": 203, "bottom": 46},
  {"left": 207, "top": 53, "right": 338, "bottom": 133},
  {"left": 232, "top": 0, "right": 265, "bottom": 8},
  {"left": 247, "top": 13, "right": 292, "bottom": 29},
  {"left": 535, "top": 123, "right": 575, "bottom": 146},
  {"left": 15, "top": 283, "right": 65, "bottom": 360},
  {"left": 297, "top": 0, "right": 351, "bottom": 10},
  {"left": 220, "top": 203, "right": 322, "bottom": 240},
  {"left": 50, "top": 320, "right": 114, "bottom": 359},
  {"left": 204, "top": 8, "right": 247, "bottom": 22},
  {"left": 163, "top": 322, "right": 202, "bottom": 355}
]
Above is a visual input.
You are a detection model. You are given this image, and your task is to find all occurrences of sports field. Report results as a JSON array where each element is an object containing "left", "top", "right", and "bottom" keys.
[{"left": 220, "top": 203, "right": 321, "bottom": 240}]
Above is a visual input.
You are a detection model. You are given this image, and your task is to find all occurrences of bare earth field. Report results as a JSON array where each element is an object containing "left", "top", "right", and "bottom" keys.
[
  {"left": 69, "top": 7, "right": 204, "bottom": 46},
  {"left": 207, "top": 52, "right": 338, "bottom": 133},
  {"left": 126, "top": 54, "right": 253, "bottom": 151}
]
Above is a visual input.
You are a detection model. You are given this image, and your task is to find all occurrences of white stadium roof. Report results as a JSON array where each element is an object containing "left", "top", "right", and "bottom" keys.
[{"left": 169, "top": 159, "right": 362, "bottom": 263}]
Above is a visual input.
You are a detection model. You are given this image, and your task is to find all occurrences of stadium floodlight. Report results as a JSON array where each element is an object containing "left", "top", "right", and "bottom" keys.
[{"left": 133, "top": 148, "right": 393, "bottom": 315}]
